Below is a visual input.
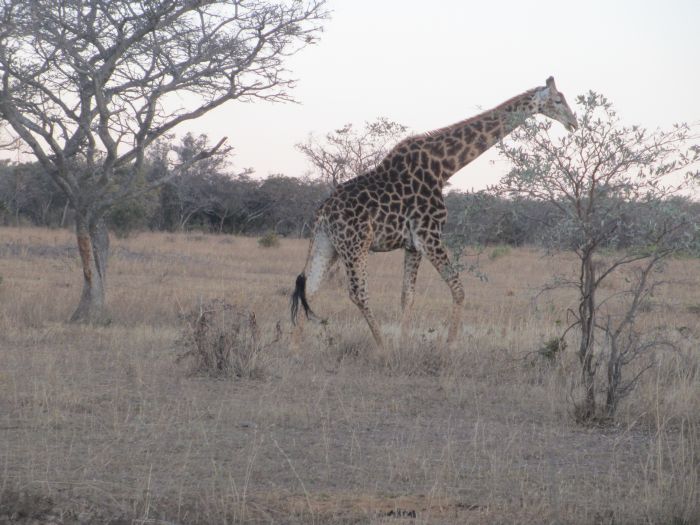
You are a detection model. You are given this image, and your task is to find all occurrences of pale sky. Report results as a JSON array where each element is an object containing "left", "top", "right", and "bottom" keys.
[
  {"left": 3, "top": 1, "right": 698, "bottom": 191},
  {"left": 184, "top": 0, "right": 700, "bottom": 191}
]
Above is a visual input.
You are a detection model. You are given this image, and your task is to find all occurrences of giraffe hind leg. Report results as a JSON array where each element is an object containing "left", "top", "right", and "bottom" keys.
[
  {"left": 400, "top": 248, "right": 421, "bottom": 344},
  {"left": 421, "top": 239, "right": 465, "bottom": 344}
]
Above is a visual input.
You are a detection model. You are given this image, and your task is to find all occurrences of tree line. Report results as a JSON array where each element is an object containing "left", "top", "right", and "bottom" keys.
[
  {"left": 0, "top": 133, "right": 329, "bottom": 237},
  {"left": 2, "top": 131, "right": 698, "bottom": 255}
]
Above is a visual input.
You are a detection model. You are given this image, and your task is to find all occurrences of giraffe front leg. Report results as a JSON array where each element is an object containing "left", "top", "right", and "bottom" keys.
[
  {"left": 422, "top": 240, "right": 465, "bottom": 345},
  {"left": 400, "top": 248, "right": 421, "bottom": 344}
]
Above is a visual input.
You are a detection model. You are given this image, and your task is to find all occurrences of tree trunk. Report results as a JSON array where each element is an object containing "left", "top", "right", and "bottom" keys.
[
  {"left": 578, "top": 254, "right": 597, "bottom": 419},
  {"left": 605, "top": 338, "right": 622, "bottom": 417},
  {"left": 40, "top": 196, "right": 53, "bottom": 227},
  {"left": 60, "top": 201, "right": 69, "bottom": 227},
  {"left": 70, "top": 215, "right": 110, "bottom": 323}
]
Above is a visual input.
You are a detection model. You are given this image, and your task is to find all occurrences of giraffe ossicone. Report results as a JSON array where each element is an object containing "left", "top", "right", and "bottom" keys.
[{"left": 291, "top": 76, "right": 577, "bottom": 349}]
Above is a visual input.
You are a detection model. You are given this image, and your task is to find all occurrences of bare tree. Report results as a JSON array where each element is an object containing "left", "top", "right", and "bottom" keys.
[
  {"left": 497, "top": 92, "right": 699, "bottom": 421},
  {"left": 297, "top": 117, "right": 407, "bottom": 187},
  {"left": 0, "top": 0, "right": 327, "bottom": 322}
]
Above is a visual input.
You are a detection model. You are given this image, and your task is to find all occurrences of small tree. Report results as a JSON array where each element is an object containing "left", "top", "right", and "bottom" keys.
[
  {"left": 497, "top": 92, "right": 699, "bottom": 420},
  {"left": 297, "top": 117, "right": 407, "bottom": 187},
  {"left": 0, "top": 0, "right": 327, "bottom": 322}
]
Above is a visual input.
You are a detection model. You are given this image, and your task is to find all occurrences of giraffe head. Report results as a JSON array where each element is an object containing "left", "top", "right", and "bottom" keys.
[{"left": 534, "top": 76, "right": 577, "bottom": 132}]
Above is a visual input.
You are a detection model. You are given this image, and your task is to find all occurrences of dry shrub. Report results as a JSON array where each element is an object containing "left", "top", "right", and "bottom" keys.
[
  {"left": 385, "top": 342, "right": 446, "bottom": 376},
  {"left": 257, "top": 231, "right": 280, "bottom": 248},
  {"left": 177, "top": 299, "right": 266, "bottom": 379},
  {"left": 313, "top": 324, "right": 374, "bottom": 366},
  {"left": 489, "top": 245, "right": 511, "bottom": 260},
  {"left": 314, "top": 324, "right": 449, "bottom": 375},
  {"left": 316, "top": 323, "right": 474, "bottom": 378},
  {"left": 537, "top": 336, "right": 567, "bottom": 364},
  {"left": 0, "top": 489, "right": 56, "bottom": 523}
]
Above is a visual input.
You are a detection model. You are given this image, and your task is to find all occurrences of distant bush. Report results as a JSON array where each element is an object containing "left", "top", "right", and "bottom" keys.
[
  {"left": 258, "top": 232, "right": 280, "bottom": 248},
  {"left": 489, "top": 245, "right": 511, "bottom": 260},
  {"left": 108, "top": 199, "right": 149, "bottom": 238},
  {"left": 538, "top": 337, "right": 567, "bottom": 364}
]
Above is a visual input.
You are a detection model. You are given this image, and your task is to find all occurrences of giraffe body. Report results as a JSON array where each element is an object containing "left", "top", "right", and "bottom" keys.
[{"left": 292, "top": 77, "right": 577, "bottom": 349}]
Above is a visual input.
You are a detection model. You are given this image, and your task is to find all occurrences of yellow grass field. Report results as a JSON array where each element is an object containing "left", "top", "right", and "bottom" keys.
[{"left": 0, "top": 227, "right": 698, "bottom": 524}]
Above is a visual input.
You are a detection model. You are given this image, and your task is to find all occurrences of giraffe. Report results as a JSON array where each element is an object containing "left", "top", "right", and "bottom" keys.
[{"left": 291, "top": 76, "right": 577, "bottom": 349}]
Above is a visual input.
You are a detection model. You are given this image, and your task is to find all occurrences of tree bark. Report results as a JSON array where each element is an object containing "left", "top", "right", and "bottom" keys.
[
  {"left": 605, "top": 338, "right": 621, "bottom": 417},
  {"left": 578, "top": 254, "right": 597, "bottom": 419},
  {"left": 60, "top": 201, "right": 69, "bottom": 228},
  {"left": 70, "top": 215, "right": 110, "bottom": 323}
]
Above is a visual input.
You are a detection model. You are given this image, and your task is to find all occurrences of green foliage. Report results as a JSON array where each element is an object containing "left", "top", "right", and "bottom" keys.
[
  {"left": 497, "top": 92, "right": 699, "bottom": 257},
  {"left": 108, "top": 196, "right": 152, "bottom": 238},
  {"left": 538, "top": 337, "right": 567, "bottom": 363},
  {"left": 443, "top": 236, "right": 488, "bottom": 282}
]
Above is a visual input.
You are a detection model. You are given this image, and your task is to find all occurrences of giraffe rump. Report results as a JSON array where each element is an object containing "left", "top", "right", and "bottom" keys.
[{"left": 291, "top": 273, "right": 314, "bottom": 324}]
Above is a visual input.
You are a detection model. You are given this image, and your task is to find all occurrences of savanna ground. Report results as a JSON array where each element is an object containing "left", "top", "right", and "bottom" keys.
[{"left": 0, "top": 227, "right": 698, "bottom": 524}]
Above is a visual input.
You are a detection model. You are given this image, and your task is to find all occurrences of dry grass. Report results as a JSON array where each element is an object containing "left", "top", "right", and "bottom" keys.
[{"left": 0, "top": 226, "right": 698, "bottom": 524}]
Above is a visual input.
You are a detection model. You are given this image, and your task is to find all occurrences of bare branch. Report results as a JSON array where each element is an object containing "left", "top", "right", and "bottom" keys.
[{"left": 0, "top": 0, "right": 328, "bottom": 217}]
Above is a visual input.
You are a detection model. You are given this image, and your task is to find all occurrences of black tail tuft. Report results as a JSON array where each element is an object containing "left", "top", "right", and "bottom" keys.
[{"left": 291, "top": 273, "right": 314, "bottom": 324}]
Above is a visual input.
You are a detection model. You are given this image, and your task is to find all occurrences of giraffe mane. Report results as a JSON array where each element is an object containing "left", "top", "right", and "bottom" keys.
[{"left": 400, "top": 87, "right": 540, "bottom": 144}]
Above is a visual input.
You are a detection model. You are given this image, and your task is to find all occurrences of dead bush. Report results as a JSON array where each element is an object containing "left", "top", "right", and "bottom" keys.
[
  {"left": 177, "top": 299, "right": 266, "bottom": 379},
  {"left": 383, "top": 331, "right": 466, "bottom": 377}
]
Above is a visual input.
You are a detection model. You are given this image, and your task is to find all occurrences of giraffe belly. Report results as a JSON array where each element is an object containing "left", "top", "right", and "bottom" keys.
[{"left": 370, "top": 224, "right": 409, "bottom": 252}]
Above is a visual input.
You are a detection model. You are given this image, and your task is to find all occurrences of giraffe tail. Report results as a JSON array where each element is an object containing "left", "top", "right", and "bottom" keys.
[
  {"left": 291, "top": 273, "right": 315, "bottom": 324},
  {"left": 291, "top": 216, "right": 334, "bottom": 325}
]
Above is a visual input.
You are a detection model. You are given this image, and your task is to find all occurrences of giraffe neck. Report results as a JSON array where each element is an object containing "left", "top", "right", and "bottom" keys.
[{"left": 423, "top": 89, "right": 539, "bottom": 185}]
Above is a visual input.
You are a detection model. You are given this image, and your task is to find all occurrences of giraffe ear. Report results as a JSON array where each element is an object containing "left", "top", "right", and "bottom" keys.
[{"left": 546, "top": 76, "right": 557, "bottom": 91}]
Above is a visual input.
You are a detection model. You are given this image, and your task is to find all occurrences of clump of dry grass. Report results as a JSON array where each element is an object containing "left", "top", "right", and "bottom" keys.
[
  {"left": 176, "top": 298, "right": 267, "bottom": 379},
  {"left": 257, "top": 231, "right": 280, "bottom": 248},
  {"left": 537, "top": 336, "right": 567, "bottom": 364},
  {"left": 382, "top": 331, "right": 465, "bottom": 377}
]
